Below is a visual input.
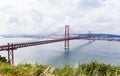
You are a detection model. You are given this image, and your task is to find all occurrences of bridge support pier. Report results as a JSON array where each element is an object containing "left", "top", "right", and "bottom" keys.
[
  {"left": 8, "top": 43, "right": 14, "bottom": 65},
  {"left": 64, "top": 25, "right": 70, "bottom": 52}
]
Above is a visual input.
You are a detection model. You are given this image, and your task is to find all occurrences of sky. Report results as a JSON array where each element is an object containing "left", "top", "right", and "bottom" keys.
[{"left": 0, "top": 0, "right": 120, "bottom": 35}]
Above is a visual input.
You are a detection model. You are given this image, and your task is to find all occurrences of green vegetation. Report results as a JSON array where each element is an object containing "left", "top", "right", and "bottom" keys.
[
  {"left": 0, "top": 61, "right": 120, "bottom": 76},
  {"left": 0, "top": 55, "right": 7, "bottom": 62}
]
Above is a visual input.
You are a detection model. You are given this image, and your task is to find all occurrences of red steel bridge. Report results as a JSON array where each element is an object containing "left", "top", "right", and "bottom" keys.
[{"left": 0, "top": 25, "right": 120, "bottom": 65}]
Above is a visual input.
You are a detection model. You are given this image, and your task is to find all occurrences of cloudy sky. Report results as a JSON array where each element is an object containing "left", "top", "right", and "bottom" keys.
[{"left": 0, "top": 0, "right": 120, "bottom": 35}]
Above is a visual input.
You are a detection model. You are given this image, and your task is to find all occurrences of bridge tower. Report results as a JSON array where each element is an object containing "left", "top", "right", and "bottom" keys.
[
  {"left": 88, "top": 31, "right": 95, "bottom": 41},
  {"left": 88, "top": 31, "right": 92, "bottom": 40},
  {"left": 64, "top": 25, "right": 69, "bottom": 52},
  {"left": 8, "top": 43, "right": 14, "bottom": 65}
]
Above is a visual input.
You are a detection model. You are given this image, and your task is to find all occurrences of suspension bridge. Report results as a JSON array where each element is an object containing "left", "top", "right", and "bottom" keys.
[{"left": 0, "top": 25, "right": 120, "bottom": 65}]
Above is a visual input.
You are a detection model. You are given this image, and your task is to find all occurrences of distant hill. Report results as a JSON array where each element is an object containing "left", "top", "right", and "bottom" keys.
[
  {"left": 78, "top": 34, "right": 120, "bottom": 38},
  {"left": 0, "top": 33, "right": 120, "bottom": 38}
]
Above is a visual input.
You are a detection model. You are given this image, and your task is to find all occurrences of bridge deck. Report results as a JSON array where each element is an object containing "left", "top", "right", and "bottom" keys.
[{"left": 0, "top": 37, "right": 120, "bottom": 51}]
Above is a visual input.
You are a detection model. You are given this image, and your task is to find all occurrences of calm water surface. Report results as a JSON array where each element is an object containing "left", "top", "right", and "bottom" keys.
[{"left": 0, "top": 38, "right": 120, "bottom": 67}]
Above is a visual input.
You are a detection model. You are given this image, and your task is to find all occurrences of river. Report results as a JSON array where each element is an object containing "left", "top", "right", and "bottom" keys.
[{"left": 0, "top": 38, "right": 120, "bottom": 67}]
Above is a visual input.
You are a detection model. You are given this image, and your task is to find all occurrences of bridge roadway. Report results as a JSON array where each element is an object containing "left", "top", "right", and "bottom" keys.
[
  {"left": 0, "top": 37, "right": 120, "bottom": 51},
  {"left": 0, "top": 37, "right": 84, "bottom": 51}
]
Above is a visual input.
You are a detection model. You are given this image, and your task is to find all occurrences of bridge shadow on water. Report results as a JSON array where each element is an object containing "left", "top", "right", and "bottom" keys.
[
  {"left": 71, "top": 40, "right": 95, "bottom": 52},
  {"left": 47, "top": 40, "right": 96, "bottom": 67}
]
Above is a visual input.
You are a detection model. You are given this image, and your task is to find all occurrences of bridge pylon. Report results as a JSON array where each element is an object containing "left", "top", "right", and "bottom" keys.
[
  {"left": 64, "top": 25, "right": 70, "bottom": 52},
  {"left": 88, "top": 31, "right": 95, "bottom": 41},
  {"left": 8, "top": 43, "right": 14, "bottom": 65},
  {"left": 88, "top": 31, "right": 92, "bottom": 40}
]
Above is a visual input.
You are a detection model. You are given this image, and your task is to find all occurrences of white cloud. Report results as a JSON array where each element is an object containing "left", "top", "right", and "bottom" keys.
[{"left": 0, "top": 0, "right": 120, "bottom": 34}]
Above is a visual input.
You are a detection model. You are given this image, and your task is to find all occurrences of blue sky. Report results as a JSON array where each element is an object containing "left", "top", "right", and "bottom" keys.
[{"left": 0, "top": 0, "right": 120, "bottom": 34}]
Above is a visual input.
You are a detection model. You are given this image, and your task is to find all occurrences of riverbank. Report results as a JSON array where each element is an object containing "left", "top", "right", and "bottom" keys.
[{"left": 0, "top": 61, "right": 120, "bottom": 76}]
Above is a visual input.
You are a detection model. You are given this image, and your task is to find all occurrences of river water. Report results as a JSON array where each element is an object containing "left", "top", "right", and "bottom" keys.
[{"left": 0, "top": 38, "right": 120, "bottom": 67}]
